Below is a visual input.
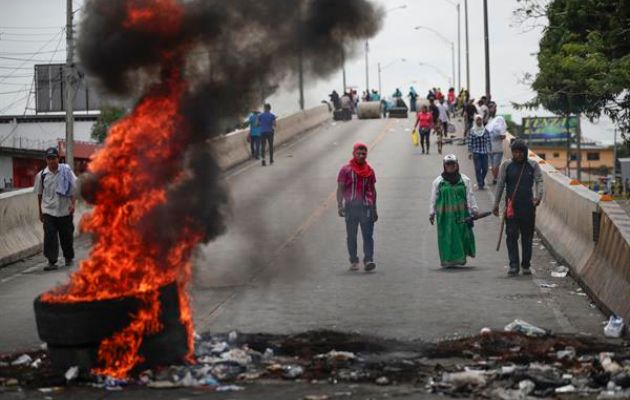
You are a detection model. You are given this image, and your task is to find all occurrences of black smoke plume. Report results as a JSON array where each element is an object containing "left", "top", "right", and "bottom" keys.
[{"left": 78, "top": 0, "right": 382, "bottom": 253}]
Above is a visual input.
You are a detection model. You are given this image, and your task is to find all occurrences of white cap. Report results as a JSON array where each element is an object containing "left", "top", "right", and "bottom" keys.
[{"left": 443, "top": 154, "right": 458, "bottom": 163}]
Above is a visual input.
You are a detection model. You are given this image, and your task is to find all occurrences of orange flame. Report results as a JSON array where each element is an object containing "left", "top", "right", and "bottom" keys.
[{"left": 41, "top": 0, "right": 202, "bottom": 378}]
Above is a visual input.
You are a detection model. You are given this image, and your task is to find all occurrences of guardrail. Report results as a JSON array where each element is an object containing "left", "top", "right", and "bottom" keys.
[
  {"left": 0, "top": 105, "right": 332, "bottom": 267},
  {"left": 501, "top": 134, "right": 630, "bottom": 323}
]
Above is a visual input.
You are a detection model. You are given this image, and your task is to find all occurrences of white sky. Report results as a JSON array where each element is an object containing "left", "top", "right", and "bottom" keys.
[{"left": 0, "top": 0, "right": 616, "bottom": 143}]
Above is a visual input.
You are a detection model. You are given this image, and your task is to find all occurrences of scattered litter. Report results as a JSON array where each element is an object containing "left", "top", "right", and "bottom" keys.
[
  {"left": 65, "top": 366, "right": 79, "bottom": 382},
  {"left": 518, "top": 379, "right": 535, "bottom": 395},
  {"left": 315, "top": 350, "right": 356, "bottom": 362},
  {"left": 228, "top": 331, "right": 238, "bottom": 343},
  {"left": 604, "top": 316, "right": 624, "bottom": 338},
  {"left": 375, "top": 376, "right": 390, "bottom": 385},
  {"left": 599, "top": 353, "right": 623, "bottom": 374},
  {"left": 11, "top": 354, "right": 32, "bottom": 366},
  {"left": 37, "top": 387, "right": 63, "bottom": 393},
  {"left": 104, "top": 377, "right": 127, "bottom": 391},
  {"left": 480, "top": 327, "right": 492, "bottom": 335},
  {"left": 282, "top": 365, "right": 304, "bottom": 379},
  {"left": 555, "top": 384, "right": 576, "bottom": 393},
  {"left": 556, "top": 347, "right": 576, "bottom": 360},
  {"left": 539, "top": 282, "right": 558, "bottom": 289},
  {"left": 442, "top": 370, "right": 487, "bottom": 388},
  {"left": 216, "top": 385, "right": 245, "bottom": 392},
  {"left": 504, "top": 319, "right": 549, "bottom": 337},
  {"left": 30, "top": 358, "right": 42, "bottom": 369},
  {"left": 551, "top": 266, "right": 569, "bottom": 278},
  {"left": 147, "top": 381, "right": 178, "bottom": 389},
  {"left": 304, "top": 395, "right": 329, "bottom": 400}
]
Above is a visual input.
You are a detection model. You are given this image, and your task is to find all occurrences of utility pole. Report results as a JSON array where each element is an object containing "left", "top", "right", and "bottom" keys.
[
  {"left": 377, "top": 62, "right": 382, "bottom": 96},
  {"left": 576, "top": 116, "right": 582, "bottom": 182},
  {"left": 65, "top": 0, "right": 75, "bottom": 169},
  {"left": 613, "top": 127, "right": 618, "bottom": 178},
  {"left": 342, "top": 49, "right": 347, "bottom": 93},
  {"left": 483, "top": 0, "right": 491, "bottom": 98},
  {"left": 365, "top": 41, "right": 369, "bottom": 92},
  {"left": 456, "top": 3, "right": 461, "bottom": 92},
  {"left": 464, "top": 0, "right": 470, "bottom": 92},
  {"left": 298, "top": 49, "right": 304, "bottom": 111},
  {"left": 450, "top": 42, "right": 455, "bottom": 92}
]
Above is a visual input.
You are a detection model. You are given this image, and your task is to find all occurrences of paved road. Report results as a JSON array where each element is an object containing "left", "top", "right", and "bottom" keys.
[{"left": 0, "top": 116, "right": 606, "bottom": 354}]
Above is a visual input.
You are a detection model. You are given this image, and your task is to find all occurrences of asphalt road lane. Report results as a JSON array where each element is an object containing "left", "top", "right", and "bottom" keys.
[{"left": 0, "top": 116, "right": 606, "bottom": 354}]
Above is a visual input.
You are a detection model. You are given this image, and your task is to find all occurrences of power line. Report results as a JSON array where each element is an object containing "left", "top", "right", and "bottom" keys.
[
  {"left": 0, "top": 31, "right": 64, "bottom": 37},
  {"left": 0, "top": 26, "right": 62, "bottom": 30},
  {"left": 0, "top": 49, "right": 65, "bottom": 56},
  {"left": 0, "top": 65, "right": 33, "bottom": 70},
  {"left": 0, "top": 88, "right": 30, "bottom": 95},
  {"left": 0, "top": 56, "right": 65, "bottom": 62}
]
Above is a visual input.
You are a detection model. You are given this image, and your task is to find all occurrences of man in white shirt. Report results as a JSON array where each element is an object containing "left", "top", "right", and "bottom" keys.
[
  {"left": 486, "top": 101, "right": 508, "bottom": 185},
  {"left": 437, "top": 98, "right": 450, "bottom": 136},
  {"left": 33, "top": 147, "right": 77, "bottom": 271}
]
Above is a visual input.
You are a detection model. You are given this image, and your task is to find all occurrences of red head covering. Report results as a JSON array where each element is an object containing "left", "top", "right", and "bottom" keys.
[{"left": 349, "top": 142, "right": 374, "bottom": 178}]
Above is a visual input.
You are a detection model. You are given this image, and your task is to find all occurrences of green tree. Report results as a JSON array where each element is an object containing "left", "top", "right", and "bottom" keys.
[
  {"left": 516, "top": 0, "right": 630, "bottom": 142},
  {"left": 91, "top": 106, "right": 127, "bottom": 143}
]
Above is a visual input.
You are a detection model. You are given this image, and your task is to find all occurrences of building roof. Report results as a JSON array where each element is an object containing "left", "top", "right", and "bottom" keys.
[{"left": 0, "top": 113, "right": 99, "bottom": 124}]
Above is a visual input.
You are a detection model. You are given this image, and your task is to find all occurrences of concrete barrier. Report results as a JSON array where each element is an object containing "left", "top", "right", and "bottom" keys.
[
  {"left": 213, "top": 104, "right": 331, "bottom": 170},
  {"left": 0, "top": 189, "right": 88, "bottom": 266},
  {"left": 0, "top": 105, "right": 331, "bottom": 266},
  {"left": 501, "top": 135, "right": 630, "bottom": 323}
]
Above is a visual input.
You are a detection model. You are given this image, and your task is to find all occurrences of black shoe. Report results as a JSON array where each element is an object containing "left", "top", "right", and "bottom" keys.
[
  {"left": 65, "top": 259, "right": 74, "bottom": 267},
  {"left": 507, "top": 267, "right": 519, "bottom": 276},
  {"left": 492, "top": 179, "right": 497, "bottom": 185},
  {"left": 261, "top": 160, "right": 266, "bottom": 166},
  {"left": 522, "top": 267, "right": 532, "bottom": 275},
  {"left": 44, "top": 263, "right": 58, "bottom": 271},
  {"left": 364, "top": 261, "right": 376, "bottom": 272},
  {"left": 270, "top": 159, "right": 274, "bottom": 165}
]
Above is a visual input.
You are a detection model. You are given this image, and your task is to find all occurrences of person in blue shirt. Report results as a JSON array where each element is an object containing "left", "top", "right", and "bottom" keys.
[
  {"left": 258, "top": 103, "right": 277, "bottom": 166},
  {"left": 246, "top": 110, "right": 261, "bottom": 159}
]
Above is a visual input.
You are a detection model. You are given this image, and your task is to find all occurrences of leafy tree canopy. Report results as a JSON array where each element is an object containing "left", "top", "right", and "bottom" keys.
[
  {"left": 516, "top": 0, "right": 630, "bottom": 141},
  {"left": 91, "top": 106, "right": 127, "bottom": 143}
]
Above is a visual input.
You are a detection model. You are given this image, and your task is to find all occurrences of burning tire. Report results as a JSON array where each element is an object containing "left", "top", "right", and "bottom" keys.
[{"left": 34, "top": 283, "right": 188, "bottom": 372}]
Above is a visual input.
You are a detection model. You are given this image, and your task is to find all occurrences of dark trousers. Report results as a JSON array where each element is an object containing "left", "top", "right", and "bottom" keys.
[
  {"left": 420, "top": 128, "right": 430, "bottom": 152},
  {"left": 345, "top": 203, "right": 375, "bottom": 263},
  {"left": 472, "top": 153, "right": 489, "bottom": 188},
  {"left": 43, "top": 214, "right": 74, "bottom": 264},
  {"left": 250, "top": 136, "right": 261, "bottom": 158},
  {"left": 506, "top": 208, "right": 535, "bottom": 269},
  {"left": 260, "top": 131, "right": 274, "bottom": 162}
]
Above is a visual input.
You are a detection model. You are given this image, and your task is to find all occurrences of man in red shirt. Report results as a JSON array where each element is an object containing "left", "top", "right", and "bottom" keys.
[{"left": 337, "top": 143, "right": 378, "bottom": 272}]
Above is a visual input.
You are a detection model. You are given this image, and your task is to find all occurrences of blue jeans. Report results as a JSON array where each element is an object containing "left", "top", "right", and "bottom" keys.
[
  {"left": 473, "top": 153, "right": 489, "bottom": 188},
  {"left": 345, "top": 203, "right": 375, "bottom": 263}
]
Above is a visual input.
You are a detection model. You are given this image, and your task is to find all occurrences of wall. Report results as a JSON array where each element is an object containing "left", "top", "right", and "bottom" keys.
[{"left": 0, "top": 156, "right": 11, "bottom": 190}]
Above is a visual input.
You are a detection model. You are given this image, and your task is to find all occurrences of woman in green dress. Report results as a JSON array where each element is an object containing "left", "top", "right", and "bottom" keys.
[{"left": 429, "top": 154, "right": 479, "bottom": 267}]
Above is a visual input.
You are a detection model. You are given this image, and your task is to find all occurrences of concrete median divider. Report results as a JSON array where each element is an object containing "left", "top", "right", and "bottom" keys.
[
  {"left": 501, "top": 134, "right": 630, "bottom": 324},
  {"left": 0, "top": 105, "right": 331, "bottom": 267}
]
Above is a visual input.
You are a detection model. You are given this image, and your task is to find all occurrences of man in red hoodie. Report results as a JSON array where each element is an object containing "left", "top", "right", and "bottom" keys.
[{"left": 337, "top": 143, "right": 378, "bottom": 272}]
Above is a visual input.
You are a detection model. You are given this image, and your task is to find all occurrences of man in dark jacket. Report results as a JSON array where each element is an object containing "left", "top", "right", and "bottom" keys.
[{"left": 493, "top": 140, "right": 544, "bottom": 276}]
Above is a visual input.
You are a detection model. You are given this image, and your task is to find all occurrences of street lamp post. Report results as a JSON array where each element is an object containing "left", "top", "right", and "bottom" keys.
[
  {"left": 414, "top": 25, "right": 455, "bottom": 89},
  {"left": 378, "top": 58, "right": 406, "bottom": 95},
  {"left": 483, "top": 0, "right": 491, "bottom": 98},
  {"left": 464, "top": 0, "right": 470, "bottom": 92},
  {"left": 418, "top": 62, "right": 451, "bottom": 87},
  {"left": 363, "top": 5, "right": 407, "bottom": 94},
  {"left": 439, "top": 0, "right": 461, "bottom": 92}
]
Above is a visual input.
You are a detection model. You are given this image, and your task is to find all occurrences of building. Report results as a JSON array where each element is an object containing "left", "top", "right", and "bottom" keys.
[
  {"left": 0, "top": 114, "right": 101, "bottom": 191},
  {"left": 530, "top": 143, "right": 614, "bottom": 179}
]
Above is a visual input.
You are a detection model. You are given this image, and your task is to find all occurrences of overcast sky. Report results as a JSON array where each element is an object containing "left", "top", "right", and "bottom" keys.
[{"left": 0, "top": 0, "right": 615, "bottom": 143}]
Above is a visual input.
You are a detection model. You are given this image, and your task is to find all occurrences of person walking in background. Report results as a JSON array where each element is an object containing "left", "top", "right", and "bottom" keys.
[
  {"left": 429, "top": 154, "right": 478, "bottom": 267},
  {"left": 258, "top": 103, "right": 277, "bottom": 166},
  {"left": 493, "top": 139, "right": 544, "bottom": 276},
  {"left": 429, "top": 98, "right": 440, "bottom": 133},
  {"left": 337, "top": 143, "right": 378, "bottom": 272},
  {"left": 437, "top": 98, "right": 450, "bottom": 137},
  {"left": 247, "top": 109, "right": 261, "bottom": 159},
  {"left": 447, "top": 87, "right": 456, "bottom": 114},
  {"left": 478, "top": 96, "right": 490, "bottom": 124},
  {"left": 408, "top": 86, "right": 418, "bottom": 112},
  {"left": 413, "top": 104, "right": 433, "bottom": 154},
  {"left": 467, "top": 114, "right": 491, "bottom": 190},
  {"left": 625, "top": 178, "right": 630, "bottom": 199},
  {"left": 463, "top": 99, "right": 476, "bottom": 138},
  {"left": 486, "top": 101, "right": 507, "bottom": 185},
  {"left": 33, "top": 147, "right": 77, "bottom": 271}
]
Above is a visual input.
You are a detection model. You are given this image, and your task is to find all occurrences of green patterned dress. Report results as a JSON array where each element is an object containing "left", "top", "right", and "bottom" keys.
[{"left": 436, "top": 179, "right": 476, "bottom": 266}]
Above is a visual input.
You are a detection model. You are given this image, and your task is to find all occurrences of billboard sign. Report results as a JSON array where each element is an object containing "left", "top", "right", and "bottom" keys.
[
  {"left": 521, "top": 116, "right": 578, "bottom": 141},
  {"left": 35, "top": 64, "right": 102, "bottom": 113}
]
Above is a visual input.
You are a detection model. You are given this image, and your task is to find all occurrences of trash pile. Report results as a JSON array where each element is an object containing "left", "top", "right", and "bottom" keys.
[{"left": 1, "top": 328, "right": 628, "bottom": 398}]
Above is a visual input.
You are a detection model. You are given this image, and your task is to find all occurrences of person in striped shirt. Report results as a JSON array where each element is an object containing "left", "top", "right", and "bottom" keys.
[{"left": 467, "top": 114, "right": 492, "bottom": 190}]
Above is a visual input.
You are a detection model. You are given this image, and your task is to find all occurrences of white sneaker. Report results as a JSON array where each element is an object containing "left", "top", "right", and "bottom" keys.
[{"left": 349, "top": 262, "right": 360, "bottom": 271}]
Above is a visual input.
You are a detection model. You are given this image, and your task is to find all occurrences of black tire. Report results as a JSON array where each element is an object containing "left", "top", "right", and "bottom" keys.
[{"left": 34, "top": 282, "right": 180, "bottom": 346}]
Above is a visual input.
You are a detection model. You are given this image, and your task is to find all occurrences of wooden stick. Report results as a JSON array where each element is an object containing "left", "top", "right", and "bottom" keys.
[{"left": 496, "top": 215, "right": 505, "bottom": 252}]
